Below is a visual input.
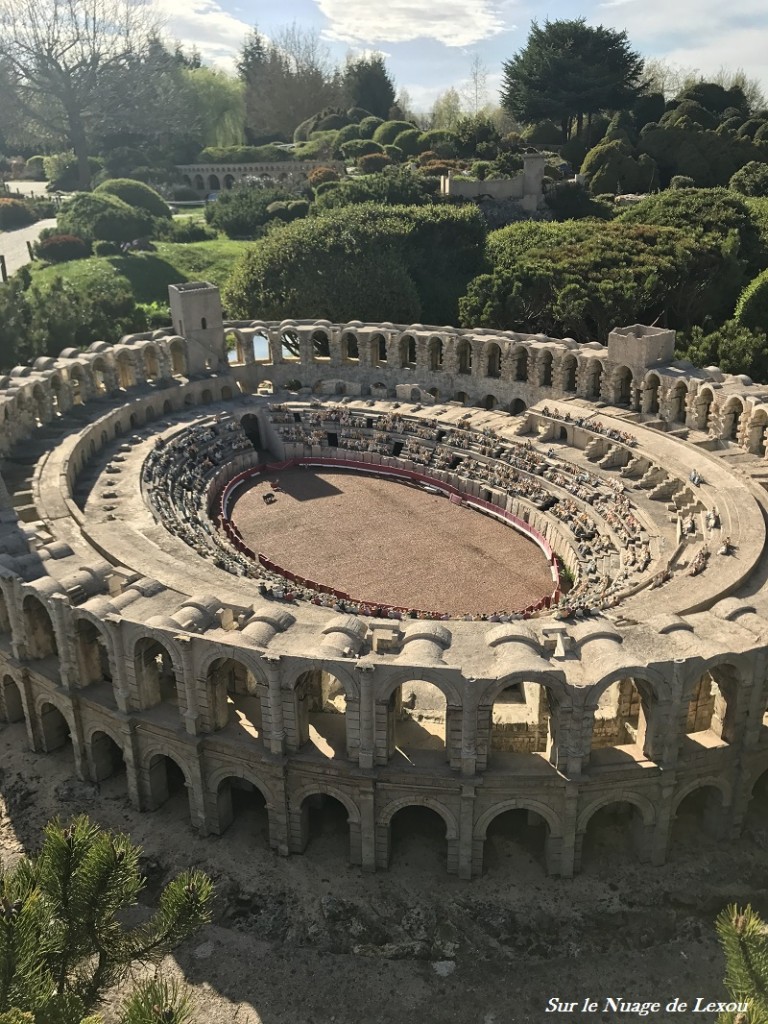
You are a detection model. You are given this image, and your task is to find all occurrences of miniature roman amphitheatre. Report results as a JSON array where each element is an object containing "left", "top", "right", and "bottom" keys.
[{"left": 2, "top": 279, "right": 768, "bottom": 880}]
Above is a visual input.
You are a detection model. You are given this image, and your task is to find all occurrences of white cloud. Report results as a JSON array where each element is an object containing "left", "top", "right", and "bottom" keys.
[
  {"left": 314, "top": 0, "right": 509, "bottom": 47},
  {"left": 152, "top": 0, "right": 252, "bottom": 66}
]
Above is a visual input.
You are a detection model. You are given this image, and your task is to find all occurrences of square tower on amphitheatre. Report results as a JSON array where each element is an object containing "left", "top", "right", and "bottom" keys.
[
  {"left": 607, "top": 323, "right": 676, "bottom": 369},
  {"left": 168, "top": 282, "right": 227, "bottom": 375}
]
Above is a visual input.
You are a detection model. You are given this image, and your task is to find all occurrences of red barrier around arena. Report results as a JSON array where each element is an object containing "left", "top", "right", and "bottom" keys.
[{"left": 216, "top": 457, "right": 560, "bottom": 617}]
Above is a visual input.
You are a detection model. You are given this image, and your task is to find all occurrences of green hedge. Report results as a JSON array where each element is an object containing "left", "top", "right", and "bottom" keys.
[
  {"left": 94, "top": 179, "right": 171, "bottom": 218},
  {"left": 57, "top": 193, "right": 155, "bottom": 242}
]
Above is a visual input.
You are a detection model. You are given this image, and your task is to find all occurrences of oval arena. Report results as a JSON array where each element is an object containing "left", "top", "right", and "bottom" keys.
[{"left": 2, "top": 281, "right": 768, "bottom": 879}]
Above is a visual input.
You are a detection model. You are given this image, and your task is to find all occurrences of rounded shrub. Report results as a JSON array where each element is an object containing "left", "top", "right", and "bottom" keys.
[
  {"left": 266, "top": 201, "right": 291, "bottom": 222},
  {"left": 334, "top": 123, "right": 362, "bottom": 146},
  {"left": 372, "top": 120, "right": 417, "bottom": 146},
  {"left": 313, "top": 181, "right": 340, "bottom": 197},
  {"left": 670, "top": 175, "right": 696, "bottom": 189},
  {"left": 418, "top": 130, "right": 457, "bottom": 158},
  {"left": 44, "top": 154, "right": 103, "bottom": 191},
  {"left": 358, "top": 116, "right": 384, "bottom": 139},
  {"left": 93, "top": 240, "right": 121, "bottom": 256},
  {"left": 35, "top": 234, "right": 92, "bottom": 262},
  {"left": 347, "top": 106, "right": 373, "bottom": 122},
  {"left": 315, "top": 113, "right": 350, "bottom": 131},
  {"left": 729, "top": 161, "right": 768, "bottom": 198},
  {"left": 154, "top": 218, "right": 217, "bottom": 242},
  {"left": 94, "top": 179, "right": 171, "bottom": 218},
  {"left": 392, "top": 129, "right": 425, "bottom": 157},
  {"left": 308, "top": 166, "right": 340, "bottom": 189},
  {"left": 383, "top": 145, "right": 403, "bottom": 163},
  {"left": 286, "top": 199, "right": 310, "bottom": 220},
  {"left": 24, "top": 156, "right": 46, "bottom": 180},
  {"left": 341, "top": 139, "right": 383, "bottom": 160},
  {"left": 357, "top": 153, "right": 392, "bottom": 174},
  {"left": 57, "top": 192, "right": 155, "bottom": 242},
  {"left": 0, "top": 198, "right": 36, "bottom": 230}
]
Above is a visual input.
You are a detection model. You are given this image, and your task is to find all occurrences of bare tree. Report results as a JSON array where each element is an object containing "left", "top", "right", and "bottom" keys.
[
  {"left": 0, "top": 0, "right": 163, "bottom": 188},
  {"left": 462, "top": 53, "right": 490, "bottom": 116}
]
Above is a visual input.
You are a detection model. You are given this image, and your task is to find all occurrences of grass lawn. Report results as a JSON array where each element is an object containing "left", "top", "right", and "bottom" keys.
[{"left": 29, "top": 239, "right": 254, "bottom": 304}]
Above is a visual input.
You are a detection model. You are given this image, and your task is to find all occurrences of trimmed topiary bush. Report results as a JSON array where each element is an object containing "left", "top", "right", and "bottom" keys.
[
  {"left": 334, "top": 123, "right": 362, "bottom": 146},
  {"left": 372, "top": 120, "right": 417, "bottom": 146},
  {"left": 94, "top": 179, "right": 171, "bottom": 218},
  {"left": 670, "top": 175, "right": 696, "bottom": 189},
  {"left": 35, "top": 233, "right": 91, "bottom": 263},
  {"left": 154, "top": 218, "right": 217, "bottom": 242},
  {"left": 308, "top": 166, "right": 340, "bottom": 189},
  {"left": 358, "top": 116, "right": 385, "bottom": 139},
  {"left": 44, "top": 153, "right": 103, "bottom": 191},
  {"left": 93, "top": 240, "right": 121, "bottom": 256},
  {"left": 383, "top": 145, "right": 403, "bottom": 163},
  {"left": 0, "top": 198, "right": 35, "bottom": 230},
  {"left": 57, "top": 192, "right": 155, "bottom": 242},
  {"left": 729, "top": 161, "right": 768, "bottom": 198},
  {"left": 357, "top": 153, "right": 392, "bottom": 174},
  {"left": 340, "top": 139, "right": 383, "bottom": 160},
  {"left": 392, "top": 129, "right": 425, "bottom": 157},
  {"left": 418, "top": 130, "right": 457, "bottom": 158},
  {"left": 286, "top": 199, "right": 310, "bottom": 219}
]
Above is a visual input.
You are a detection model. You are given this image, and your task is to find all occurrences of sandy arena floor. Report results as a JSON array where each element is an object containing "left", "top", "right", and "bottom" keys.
[{"left": 229, "top": 469, "right": 554, "bottom": 614}]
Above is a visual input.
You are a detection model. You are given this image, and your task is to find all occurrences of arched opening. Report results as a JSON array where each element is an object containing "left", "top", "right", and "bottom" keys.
[
  {"left": 163, "top": 399, "right": 173, "bottom": 415},
  {"left": 454, "top": 391, "right": 468, "bottom": 405},
  {"left": 509, "top": 398, "right": 527, "bottom": 415},
  {"left": 145, "top": 405, "right": 156, "bottom": 421},
  {"left": 483, "top": 394, "right": 497, "bottom": 410},
  {"left": 89, "top": 731, "right": 126, "bottom": 791},
  {"left": 299, "top": 794, "right": 350, "bottom": 860},
  {"left": 683, "top": 666, "right": 739, "bottom": 750},
  {"left": 216, "top": 777, "right": 270, "bottom": 843},
  {"left": 511, "top": 348, "right": 528, "bottom": 382},
  {"left": 747, "top": 409, "right": 768, "bottom": 457},
  {"left": 398, "top": 335, "right": 416, "bottom": 369},
  {"left": 280, "top": 329, "right": 299, "bottom": 362},
  {"left": 146, "top": 754, "right": 190, "bottom": 821},
  {"left": 580, "top": 802, "right": 647, "bottom": 871},
  {"left": 721, "top": 398, "right": 744, "bottom": 442},
  {"left": 695, "top": 388, "right": 713, "bottom": 432},
  {"left": 143, "top": 347, "right": 160, "bottom": 382},
  {"left": 743, "top": 769, "right": 768, "bottom": 836},
  {"left": 486, "top": 343, "right": 501, "bottom": 379},
  {"left": 199, "top": 388, "right": 212, "bottom": 404},
  {"left": 39, "top": 702, "right": 71, "bottom": 753},
  {"left": 410, "top": 387, "right": 421, "bottom": 403},
  {"left": 457, "top": 339, "right": 472, "bottom": 375},
  {"left": 208, "top": 174, "right": 220, "bottom": 191},
  {"left": 538, "top": 350, "right": 553, "bottom": 387},
  {"left": 194, "top": 174, "right": 205, "bottom": 191},
  {"left": 294, "top": 670, "right": 348, "bottom": 759},
  {"left": 614, "top": 366, "right": 633, "bottom": 407},
  {"left": 671, "top": 786, "right": 724, "bottom": 850},
  {"left": 489, "top": 683, "right": 550, "bottom": 763},
  {"left": 91, "top": 358, "right": 108, "bottom": 394},
  {"left": 74, "top": 619, "right": 114, "bottom": 700},
  {"left": 2, "top": 676, "right": 24, "bottom": 724},
  {"left": 50, "top": 376, "right": 63, "bottom": 415},
  {"left": 584, "top": 361, "right": 602, "bottom": 400},
  {"left": 207, "top": 657, "right": 263, "bottom": 740},
  {"left": 134, "top": 638, "right": 179, "bottom": 709},
  {"left": 225, "top": 329, "right": 244, "bottom": 365},
  {"left": 383, "top": 680, "right": 447, "bottom": 766},
  {"left": 22, "top": 595, "right": 58, "bottom": 660},
  {"left": 372, "top": 333, "right": 387, "bottom": 366},
  {"left": 312, "top": 330, "right": 330, "bottom": 360},
  {"left": 69, "top": 368, "right": 85, "bottom": 406},
  {"left": 129, "top": 412, "right": 139, "bottom": 429},
  {"left": 561, "top": 355, "right": 577, "bottom": 393},
  {"left": 482, "top": 808, "right": 549, "bottom": 876},
  {"left": 0, "top": 589, "right": 10, "bottom": 638},
  {"left": 669, "top": 381, "right": 687, "bottom": 424},
  {"left": 388, "top": 805, "right": 447, "bottom": 871},
  {"left": 590, "top": 678, "right": 652, "bottom": 759},
  {"left": 169, "top": 340, "right": 186, "bottom": 376},
  {"left": 240, "top": 414, "right": 262, "bottom": 449},
  {"left": 643, "top": 373, "right": 660, "bottom": 415},
  {"left": 428, "top": 337, "right": 443, "bottom": 371},
  {"left": 32, "top": 385, "right": 47, "bottom": 427},
  {"left": 341, "top": 332, "right": 359, "bottom": 361},
  {"left": 428, "top": 387, "right": 440, "bottom": 400},
  {"left": 116, "top": 352, "right": 135, "bottom": 389},
  {"left": 223, "top": 174, "right": 235, "bottom": 189}
]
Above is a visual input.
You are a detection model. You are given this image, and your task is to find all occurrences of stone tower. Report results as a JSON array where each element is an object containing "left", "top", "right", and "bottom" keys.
[{"left": 168, "top": 282, "right": 227, "bottom": 375}]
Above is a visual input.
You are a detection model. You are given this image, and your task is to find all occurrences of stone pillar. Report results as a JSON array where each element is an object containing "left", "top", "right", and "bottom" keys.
[
  {"left": 48, "top": 594, "right": 77, "bottom": 689},
  {"left": 357, "top": 667, "right": 375, "bottom": 770},
  {"left": 358, "top": 784, "right": 376, "bottom": 872},
  {"left": 104, "top": 616, "right": 131, "bottom": 713},
  {"left": 458, "top": 785, "right": 476, "bottom": 879},
  {"left": 66, "top": 693, "right": 88, "bottom": 781},
  {"left": 174, "top": 634, "right": 200, "bottom": 736},
  {"left": 17, "top": 668, "right": 37, "bottom": 752},
  {"left": 649, "top": 776, "right": 677, "bottom": 865},
  {"left": 263, "top": 656, "right": 286, "bottom": 755},
  {"left": 3, "top": 575, "right": 28, "bottom": 661},
  {"left": 558, "top": 783, "right": 579, "bottom": 877},
  {"left": 460, "top": 697, "right": 478, "bottom": 777}
]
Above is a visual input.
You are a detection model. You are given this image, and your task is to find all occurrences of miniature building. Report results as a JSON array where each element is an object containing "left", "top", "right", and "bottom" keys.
[{"left": 1, "top": 287, "right": 768, "bottom": 879}]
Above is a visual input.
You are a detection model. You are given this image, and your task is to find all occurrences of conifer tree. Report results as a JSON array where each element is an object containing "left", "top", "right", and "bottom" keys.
[
  {"left": 716, "top": 904, "right": 768, "bottom": 1022},
  {"left": 0, "top": 816, "right": 213, "bottom": 1024}
]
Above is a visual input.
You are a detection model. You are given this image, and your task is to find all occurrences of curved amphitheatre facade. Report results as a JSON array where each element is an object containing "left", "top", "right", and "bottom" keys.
[{"left": 2, "top": 280, "right": 768, "bottom": 880}]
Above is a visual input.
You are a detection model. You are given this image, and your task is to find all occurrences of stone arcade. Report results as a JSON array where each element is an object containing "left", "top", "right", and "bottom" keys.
[{"left": 2, "top": 284, "right": 768, "bottom": 879}]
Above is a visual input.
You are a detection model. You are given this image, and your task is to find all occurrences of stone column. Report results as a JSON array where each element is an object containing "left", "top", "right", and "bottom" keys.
[
  {"left": 3, "top": 575, "right": 28, "bottom": 661},
  {"left": 559, "top": 783, "right": 579, "bottom": 878},
  {"left": 263, "top": 655, "right": 286, "bottom": 755},
  {"left": 17, "top": 668, "right": 37, "bottom": 752},
  {"left": 103, "top": 615, "right": 131, "bottom": 713},
  {"left": 357, "top": 667, "right": 375, "bottom": 769},
  {"left": 460, "top": 697, "right": 478, "bottom": 777},
  {"left": 174, "top": 634, "right": 200, "bottom": 736},
  {"left": 458, "top": 784, "right": 476, "bottom": 879},
  {"left": 649, "top": 776, "right": 677, "bottom": 865},
  {"left": 48, "top": 594, "right": 77, "bottom": 690},
  {"left": 358, "top": 784, "right": 376, "bottom": 872}
]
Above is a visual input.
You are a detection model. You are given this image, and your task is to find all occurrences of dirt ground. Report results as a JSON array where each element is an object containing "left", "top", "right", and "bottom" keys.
[
  {"left": 230, "top": 469, "right": 554, "bottom": 615},
  {"left": 2, "top": 723, "right": 766, "bottom": 1024}
]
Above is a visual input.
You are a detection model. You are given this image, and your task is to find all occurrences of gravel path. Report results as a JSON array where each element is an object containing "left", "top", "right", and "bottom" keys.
[
  {"left": 0, "top": 217, "right": 58, "bottom": 275},
  {"left": 231, "top": 467, "right": 554, "bottom": 615}
]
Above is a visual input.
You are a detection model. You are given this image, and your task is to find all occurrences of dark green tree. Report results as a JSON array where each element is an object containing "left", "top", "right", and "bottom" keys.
[
  {"left": 501, "top": 18, "right": 645, "bottom": 143},
  {"left": 715, "top": 904, "right": 768, "bottom": 1021},
  {"left": 342, "top": 55, "right": 396, "bottom": 120},
  {"left": 0, "top": 815, "right": 213, "bottom": 1024}
]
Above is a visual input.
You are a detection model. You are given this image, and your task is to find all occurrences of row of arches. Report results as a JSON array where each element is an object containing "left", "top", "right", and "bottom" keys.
[
  {"left": 2, "top": 590, "right": 759, "bottom": 771},
  {"left": 4, "top": 698, "right": 766, "bottom": 876}
]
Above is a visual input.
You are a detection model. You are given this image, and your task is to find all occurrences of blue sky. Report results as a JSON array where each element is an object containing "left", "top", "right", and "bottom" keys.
[{"left": 155, "top": 0, "right": 768, "bottom": 112}]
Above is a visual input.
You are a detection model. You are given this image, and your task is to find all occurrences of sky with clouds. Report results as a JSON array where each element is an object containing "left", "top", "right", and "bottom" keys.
[{"left": 157, "top": 0, "right": 768, "bottom": 113}]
